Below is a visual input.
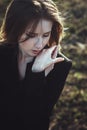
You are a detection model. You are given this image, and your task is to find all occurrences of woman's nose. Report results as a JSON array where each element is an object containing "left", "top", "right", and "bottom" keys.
[{"left": 35, "top": 37, "right": 43, "bottom": 49}]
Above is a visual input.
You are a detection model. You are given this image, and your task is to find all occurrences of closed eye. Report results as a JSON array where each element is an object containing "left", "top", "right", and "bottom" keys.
[
  {"left": 43, "top": 32, "right": 51, "bottom": 37},
  {"left": 26, "top": 33, "right": 36, "bottom": 38},
  {"left": 26, "top": 31, "right": 51, "bottom": 38}
]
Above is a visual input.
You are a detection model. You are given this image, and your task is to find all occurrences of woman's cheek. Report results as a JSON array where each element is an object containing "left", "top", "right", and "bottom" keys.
[{"left": 44, "top": 37, "right": 50, "bottom": 45}]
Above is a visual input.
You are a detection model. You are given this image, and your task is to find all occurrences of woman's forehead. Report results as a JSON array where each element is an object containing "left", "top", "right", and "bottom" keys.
[{"left": 26, "top": 19, "right": 53, "bottom": 33}]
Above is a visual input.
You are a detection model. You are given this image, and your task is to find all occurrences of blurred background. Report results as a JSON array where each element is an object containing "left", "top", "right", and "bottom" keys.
[{"left": 0, "top": 0, "right": 87, "bottom": 130}]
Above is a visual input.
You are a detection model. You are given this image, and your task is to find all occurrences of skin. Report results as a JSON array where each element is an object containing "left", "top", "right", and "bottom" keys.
[
  {"left": 18, "top": 19, "right": 53, "bottom": 79},
  {"left": 19, "top": 19, "right": 53, "bottom": 62},
  {"left": 18, "top": 19, "right": 64, "bottom": 79}
]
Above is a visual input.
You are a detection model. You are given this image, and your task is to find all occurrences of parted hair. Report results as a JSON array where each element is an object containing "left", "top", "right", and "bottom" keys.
[{"left": 0, "top": 0, "right": 64, "bottom": 46}]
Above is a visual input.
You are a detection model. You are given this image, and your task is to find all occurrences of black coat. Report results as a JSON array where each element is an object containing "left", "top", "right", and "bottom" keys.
[{"left": 0, "top": 44, "right": 72, "bottom": 130}]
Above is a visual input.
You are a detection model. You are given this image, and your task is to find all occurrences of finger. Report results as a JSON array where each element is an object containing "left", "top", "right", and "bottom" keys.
[
  {"left": 39, "top": 49, "right": 46, "bottom": 54},
  {"left": 48, "top": 45, "right": 57, "bottom": 53},
  {"left": 36, "top": 49, "right": 47, "bottom": 57},
  {"left": 52, "top": 57, "right": 64, "bottom": 64},
  {"left": 46, "top": 63, "right": 54, "bottom": 70},
  {"left": 51, "top": 46, "right": 58, "bottom": 59}
]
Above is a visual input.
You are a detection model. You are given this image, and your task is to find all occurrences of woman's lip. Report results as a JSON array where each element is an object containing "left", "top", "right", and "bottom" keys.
[{"left": 32, "top": 50, "right": 41, "bottom": 54}]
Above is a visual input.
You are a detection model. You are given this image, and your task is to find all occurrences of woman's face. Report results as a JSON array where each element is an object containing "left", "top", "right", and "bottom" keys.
[{"left": 19, "top": 19, "right": 53, "bottom": 57}]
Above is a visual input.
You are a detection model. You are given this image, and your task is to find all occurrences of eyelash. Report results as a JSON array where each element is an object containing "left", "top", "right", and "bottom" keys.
[
  {"left": 26, "top": 33, "right": 35, "bottom": 38},
  {"left": 43, "top": 34, "right": 50, "bottom": 37},
  {"left": 26, "top": 33, "right": 50, "bottom": 38}
]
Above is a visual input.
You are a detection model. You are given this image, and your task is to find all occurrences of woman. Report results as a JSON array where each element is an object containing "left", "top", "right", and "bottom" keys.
[{"left": 0, "top": 0, "right": 72, "bottom": 130}]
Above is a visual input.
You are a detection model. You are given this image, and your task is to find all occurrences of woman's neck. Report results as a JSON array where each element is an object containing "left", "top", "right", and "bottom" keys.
[
  {"left": 18, "top": 50, "right": 34, "bottom": 64},
  {"left": 17, "top": 51, "right": 34, "bottom": 80}
]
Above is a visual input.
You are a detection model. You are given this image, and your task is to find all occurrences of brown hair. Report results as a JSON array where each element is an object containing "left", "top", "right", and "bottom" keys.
[{"left": 0, "top": 0, "right": 64, "bottom": 46}]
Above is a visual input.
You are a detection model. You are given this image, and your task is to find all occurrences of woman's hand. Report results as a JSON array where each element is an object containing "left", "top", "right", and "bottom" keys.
[{"left": 32, "top": 45, "right": 64, "bottom": 74}]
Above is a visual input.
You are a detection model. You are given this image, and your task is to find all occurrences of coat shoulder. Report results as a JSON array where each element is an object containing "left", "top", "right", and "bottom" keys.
[
  {"left": 57, "top": 51, "right": 72, "bottom": 69},
  {"left": 50, "top": 51, "right": 72, "bottom": 81}
]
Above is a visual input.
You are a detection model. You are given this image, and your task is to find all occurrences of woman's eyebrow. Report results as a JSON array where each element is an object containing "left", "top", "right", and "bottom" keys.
[
  {"left": 43, "top": 31, "right": 51, "bottom": 34},
  {"left": 26, "top": 31, "right": 51, "bottom": 35}
]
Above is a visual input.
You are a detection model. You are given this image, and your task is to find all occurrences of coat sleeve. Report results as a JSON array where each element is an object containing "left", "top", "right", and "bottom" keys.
[{"left": 46, "top": 53, "right": 72, "bottom": 111}]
